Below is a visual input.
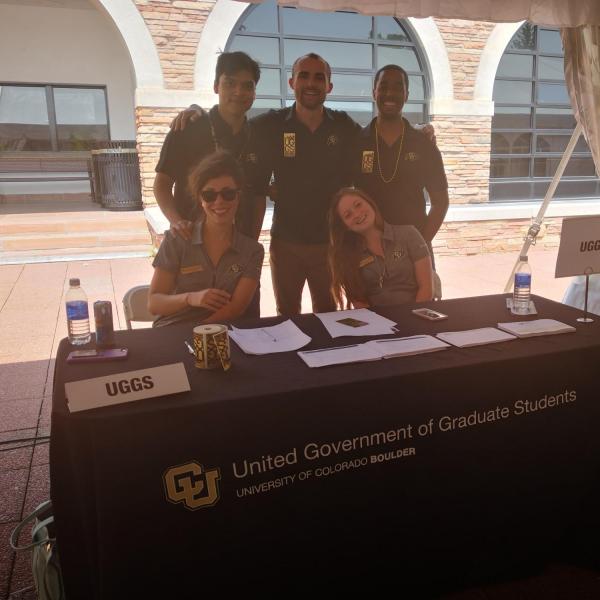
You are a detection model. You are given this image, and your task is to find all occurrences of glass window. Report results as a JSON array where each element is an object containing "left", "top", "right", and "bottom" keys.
[
  {"left": 490, "top": 23, "right": 598, "bottom": 201},
  {"left": 497, "top": 54, "right": 533, "bottom": 78},
  {"left": 283, "top": 8, "right": 372, "bottom": 39},
  {"left": 227, "top": 9, "right": 429, "bottom": 126},
  {"left": 284, "top": 39, "right": 372, "bottom": 70},
  {"left": 507, "top": 24, "right": 536, "bottom": 50},
  {"left": 248, "top": 97, "right": 281, "bottom": 118},
  {"left": 492, "top": 106, "right": 531, "bottom": 130},
  {"left": 0, "top": 85, "right": 51, "bottom": 151},
  {"left": 0, "top": 84, "right": 109, "bottom": 152},
  {"left": 377, "top": 46, "right": 419, "bottom": 71},
  {"left": 375, "top": 17, "right": 409, "bottom": 42},
  {"left": 491, "top": 132, "right": 531, "bottom": 154},
  {"left": 535, "top": 107, "right": 575, "bottom": 129},
  {"left": 490, "top": 157, "right": 530, "bottom": 178},
  {"left": 230, "top": 36, "right": 279, "bottom": 65},
  {"left": 238, "top": 2, "right": 278, "bottom": 34},
  {"left": 537, "top": 82, "right": 569, "bottom": 104},
  {"left": 256, "top": 68, "right": 281, "bottom": 95},
  {"left": 493, "top": 80, "right": 532, "bottom": 104},
  {"left": 538, "top": 56, "right": 563, "bottom": 80},
  {"left": 538, "top": 29, "right": 562, "bottom": 54},
  {"left": 53, "top": 87, "right": 108, "bottom": 151}
]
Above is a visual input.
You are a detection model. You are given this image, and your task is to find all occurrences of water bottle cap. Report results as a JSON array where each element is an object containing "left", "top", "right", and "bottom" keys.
[
  {"left": 69, "top": 278, "right": 80, "bottom": 287},
  {"left": 519, "top": 255, "right": 528, "bottom": 262}
]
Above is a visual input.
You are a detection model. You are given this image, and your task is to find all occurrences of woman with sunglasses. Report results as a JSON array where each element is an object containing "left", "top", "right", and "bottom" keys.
[
  {"left": 149, "top": 151, "right": 264, "bottom": 327},
  {"left": 329, "top": 187, "right": 433, "bottom": 309}
]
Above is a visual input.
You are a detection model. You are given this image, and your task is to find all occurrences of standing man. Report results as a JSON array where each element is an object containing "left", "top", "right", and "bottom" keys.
[
  {"left": 252, "top": 53, "right": 359, "bottom": 316},
  {"left": 353, "top": 64, "right": 449, "bottom": 256},
  {"left": 154, "top": 51, "right": 264, "bottom": 243}
]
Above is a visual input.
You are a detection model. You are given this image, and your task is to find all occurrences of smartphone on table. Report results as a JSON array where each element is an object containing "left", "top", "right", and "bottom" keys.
[
  {"left": 412, "top": 308, "right": 448, "bottom": 321},
  {"left": 67, "top": 348, "right": 128, "bottom": 364}
]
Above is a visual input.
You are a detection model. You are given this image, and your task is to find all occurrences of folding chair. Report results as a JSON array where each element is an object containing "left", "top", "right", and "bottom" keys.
[{"left": 122, "top": 285, "right": 154, "bottom": 329}]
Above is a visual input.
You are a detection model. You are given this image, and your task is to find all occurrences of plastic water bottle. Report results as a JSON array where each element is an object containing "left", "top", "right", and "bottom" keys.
[
  {"left": 513, "top": 255, "right": 532, "bottom": 315},
  {"left": 66, "top": 278, "right": 91, "bottom": 345}
]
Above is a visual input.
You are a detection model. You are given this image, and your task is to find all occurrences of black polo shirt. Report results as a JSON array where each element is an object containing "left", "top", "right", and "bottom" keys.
[
  {"left": 352, "top": 118, "right": 448, "bottom": 237},
  {"left": 251, "top": 104, "right": 360, "bottom": 244},
  {"left": 155, "top": 105, "right": 256, "bottom": 237}
]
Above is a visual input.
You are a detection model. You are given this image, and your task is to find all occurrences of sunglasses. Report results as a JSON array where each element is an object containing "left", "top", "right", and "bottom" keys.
[{"left": 199, "top": 188, "right": 240, "bottom": 203}]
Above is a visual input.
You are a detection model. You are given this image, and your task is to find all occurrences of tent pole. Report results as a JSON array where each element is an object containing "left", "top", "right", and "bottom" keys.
[{"left": 503, "top": 121, "right": 583, "bottom": 293}]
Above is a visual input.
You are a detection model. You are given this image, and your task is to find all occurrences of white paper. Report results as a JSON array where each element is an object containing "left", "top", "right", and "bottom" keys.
[
  {"left": 298, "top": 343, "right": 382, "bottom": 368},
  {"left": 497, "top": 319, "right": 576, "bottom": 338},
  {"left": 65, "top": 362, "right": 190, "bottom": 413},
  {"left": 367, "top": 335, "right": 451, "bottom": 357},
  {"left": 316, "top": 308, "right": 397, "bottom": 338},
  {"left": 436, "top": 327, "right": 516, "bottom": 348},
  {"left": 298, "top": 335, "right": 449, "bottom": 368},
  {"left": 230, "top": 320, "right": 311, "bottom": 355}
]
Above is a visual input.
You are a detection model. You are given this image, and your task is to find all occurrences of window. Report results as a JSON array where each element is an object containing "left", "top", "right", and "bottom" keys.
[
  {"left": 0, "top": 84, "right": 110, "bottom": 151},
  {"left": 490, "top": 24, "right": 600, "bottom": 201},
  {"left": 227, "top": 0, "right": 429, "bottom": 125}
]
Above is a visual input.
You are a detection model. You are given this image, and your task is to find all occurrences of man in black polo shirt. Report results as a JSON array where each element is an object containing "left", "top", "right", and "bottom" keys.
[
  {"left": 252, "top": 53, "right": 359, "bottom": 316},
  {"left": 353, "top": 65, "right": 449, "bottom": 259},
  {"left": 154, "top": 52, "right": 264, "bottom": 242}
]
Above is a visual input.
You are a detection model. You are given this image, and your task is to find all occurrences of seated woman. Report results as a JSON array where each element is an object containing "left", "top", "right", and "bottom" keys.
[
  {"left": 328, "top": 187, "right": 433, "bottom": 309},
  {"left": 149, "top": 151, "right": 264, "bottom": 327}
]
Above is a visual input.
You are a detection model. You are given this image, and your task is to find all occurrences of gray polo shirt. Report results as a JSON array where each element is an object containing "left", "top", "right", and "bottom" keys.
[
  {"left": 360, "top": 222, "right": 430, "bottom": 307},
  {"left": 152, "top": 221, "right": 264, "bottom": 327}
]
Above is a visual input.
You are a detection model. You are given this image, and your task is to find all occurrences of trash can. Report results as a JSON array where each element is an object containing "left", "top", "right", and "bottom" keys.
[{"left": 90, "top": 142, "right": 142, "bottom": 210}]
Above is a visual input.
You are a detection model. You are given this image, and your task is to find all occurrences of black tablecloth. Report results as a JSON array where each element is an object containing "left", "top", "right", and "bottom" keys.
[{"left": 50, "top": 295, "right": 600, "bottom": 597}]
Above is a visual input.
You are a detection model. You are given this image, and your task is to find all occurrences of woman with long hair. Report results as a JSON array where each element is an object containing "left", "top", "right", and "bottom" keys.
[
  {"left": 328, "top": 187, "right": 433, "bottom": 309},
  {"left": 148, "top": 151, "right": 264, "bottom": 327}
]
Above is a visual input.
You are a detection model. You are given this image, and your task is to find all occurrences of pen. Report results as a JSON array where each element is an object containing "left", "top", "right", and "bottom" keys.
[
  {"left": 184, "top": 340, "right": 194, "bottom": 355},
  {"left": 261, "top": 328, "right": 278, "bottom": 342},
  {"left": 302, "top": 344, "right": 360, "bottom": 354}
]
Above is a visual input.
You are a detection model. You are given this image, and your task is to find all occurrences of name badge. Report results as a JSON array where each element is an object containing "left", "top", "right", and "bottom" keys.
[
  {"left": 283, "top": 133, "right": 296, "bottom": 158},
  {"left": 180, "top": 264, "right": 204, "bottom": 275},
  {"left": 362, "top": 150, "right": 374, "bottom": 173},
  {"left": 65, "top": 363, "right": 191, "bottom": 412},
  {"left": 359, "top": 255, "right": 375, "bottom": 267}
]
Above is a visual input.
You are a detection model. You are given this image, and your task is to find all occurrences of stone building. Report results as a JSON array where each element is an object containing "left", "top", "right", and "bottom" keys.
[{"left": 1, "top": 0, "right": 598, "bottom": 258}]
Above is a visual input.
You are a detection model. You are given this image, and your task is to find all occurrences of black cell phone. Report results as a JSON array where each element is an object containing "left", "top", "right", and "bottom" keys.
[
  {"left": 67, "top": 348, "right": 128, "bottom": 363},
  {"left": 412, "top": 308, "right": 448, "bottom": 321}
]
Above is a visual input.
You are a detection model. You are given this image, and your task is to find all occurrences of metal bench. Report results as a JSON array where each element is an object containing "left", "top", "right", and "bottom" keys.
[{"left": 0, "top": 151, "right": 91, "bottom": 183}]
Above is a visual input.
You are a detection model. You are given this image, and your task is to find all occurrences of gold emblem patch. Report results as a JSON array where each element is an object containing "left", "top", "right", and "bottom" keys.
[
  {"left": 245, "top": 152, "right": 258, "bottom": 164},
  {"left": 393, "top": 249, "right": 405, "bottom": 260},
  {"left": 229, "top": 263, "right": 242, "bottom": 274},
  {"left": 362, "top": 150, "right": 374, "bottom": 174},
  {"left": 180, "top": 264, "right": 204, "bottom": 275},
  {"left": 327, "top": 134, "right": 338, "bottom": 147},
  {"left": 405, "top": 152, "right": 418, "bottom": 161},
  {"left": 283, "top": 132, "right": 296, "bottom": 158},
  {"left": 359, "top": 255, "right": 375, "bottom": 267},
  {"left": 164, "top": 461, "right": 221, "bottom": 511}
]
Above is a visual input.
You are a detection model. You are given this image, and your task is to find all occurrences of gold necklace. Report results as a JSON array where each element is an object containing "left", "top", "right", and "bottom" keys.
[{"left": 375, "top": 119, "right": 405, "bottom": 184}]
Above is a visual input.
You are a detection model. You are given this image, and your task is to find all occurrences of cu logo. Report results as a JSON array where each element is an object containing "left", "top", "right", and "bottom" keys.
[{"left": 163, "top": 461, "right": 221, "bottom": 510}]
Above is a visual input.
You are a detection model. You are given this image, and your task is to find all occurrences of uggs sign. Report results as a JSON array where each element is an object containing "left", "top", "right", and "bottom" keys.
[{"left": 65, "top": 363, "right": 190, "bottom": 412}]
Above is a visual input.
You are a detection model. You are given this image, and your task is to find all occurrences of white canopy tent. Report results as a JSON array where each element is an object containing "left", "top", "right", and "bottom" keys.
[{"left": 240, "top": 0, "right": 600, "bottom": 290}]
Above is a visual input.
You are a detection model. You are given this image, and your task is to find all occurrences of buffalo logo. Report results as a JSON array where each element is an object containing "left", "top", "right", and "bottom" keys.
[
  {"left": 405, "top": 152, "right": 418, "bottom": 161},
  {"left": 362, "top": 150, "right": 374, "bottom": 173},
  {"left": 245, "top": 152, "right": 258, "bottom": 164},
  {"left": 164, "top": 461, "right": 221, "bottom": 510},
  {"left": 283, "top": 133, "right": 296, "bottom": 158},
  {"left": 327, "top": 134, "right": 338, "bottom": 147},
  {"left": 229, "top": 263, "right": 242, "bottom": 273},
  {"left": 393, "top": 249, "right": 405, "bottom": 260}
]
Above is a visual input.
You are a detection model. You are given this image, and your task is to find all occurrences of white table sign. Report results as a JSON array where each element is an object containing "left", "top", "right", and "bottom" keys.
[
  {"left": 65, "top": 362, "right": 191, "bottom": 412},
  {"left": 555, "top": 215, "right": 600, "bottom": 278}
]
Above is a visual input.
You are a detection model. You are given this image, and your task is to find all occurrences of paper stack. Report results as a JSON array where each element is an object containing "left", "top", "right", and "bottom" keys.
[
  {"left": 436, "top": 327, "right": 516, "bottom": 348},
  {"left": 229, "top": 320, "right": 311, "bottom": 355},
  {"left": 298, "top": 335, "right": 449, "bottom": 368},
  {"left": 497, "top": 319, "right": 576, "bottom": 338}
]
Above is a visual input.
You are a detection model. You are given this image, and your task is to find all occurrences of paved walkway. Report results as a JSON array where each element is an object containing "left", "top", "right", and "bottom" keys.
[{"left": 0, "top": 248, "right": 589, "bottom": 599}]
